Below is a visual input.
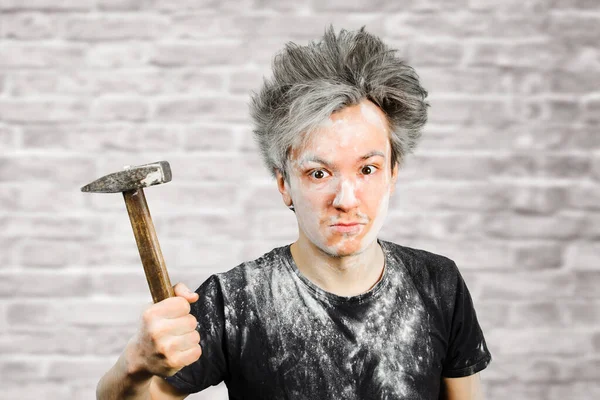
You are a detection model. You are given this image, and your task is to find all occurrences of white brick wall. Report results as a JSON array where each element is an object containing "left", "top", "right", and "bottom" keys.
[{"left": 1, "top": 1, "right": 599, "bottom": 399}]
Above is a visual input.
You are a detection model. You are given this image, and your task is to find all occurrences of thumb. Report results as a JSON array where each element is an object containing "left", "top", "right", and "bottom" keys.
[{"left": 173, "top": 282, "right": 199, "bottom": 303}]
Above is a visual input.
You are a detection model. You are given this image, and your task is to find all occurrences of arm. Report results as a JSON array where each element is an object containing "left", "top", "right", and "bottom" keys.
[
  {"left": 440, "top": 373, "right": 484, "bottom": 400},
  {"left": 96, "top": 341, "right": 190, "bottom": 400},
  {"left": 96, "top": 283, "right": 201, "bottom": 400}
]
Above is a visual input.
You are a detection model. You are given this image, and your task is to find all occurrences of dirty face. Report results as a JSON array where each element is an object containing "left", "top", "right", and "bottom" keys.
[{"left": 277, "top": 99, "right": 398, "bottom": 257}]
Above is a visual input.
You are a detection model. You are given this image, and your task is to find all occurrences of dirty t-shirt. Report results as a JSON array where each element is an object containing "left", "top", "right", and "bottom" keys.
[{"left": 164, "top": 238, "right": 492, "bottom": 399}]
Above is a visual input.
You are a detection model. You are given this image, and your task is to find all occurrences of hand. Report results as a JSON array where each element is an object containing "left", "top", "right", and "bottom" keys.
[{"left": 126, "top": 283, "right": 202, "bottom": 378}]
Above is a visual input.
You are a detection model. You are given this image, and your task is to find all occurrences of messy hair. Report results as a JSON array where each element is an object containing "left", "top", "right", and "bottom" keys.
[{"left": 248, "top": 24, "right": 429, "bottom": 182}]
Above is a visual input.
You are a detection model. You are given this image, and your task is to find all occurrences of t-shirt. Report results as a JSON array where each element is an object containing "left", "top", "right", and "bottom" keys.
[{"left": 164, "top": 238, "right": 492, "bottom": 399}]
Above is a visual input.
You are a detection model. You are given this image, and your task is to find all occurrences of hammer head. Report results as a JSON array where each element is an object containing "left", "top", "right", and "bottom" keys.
[{"left": 81, "top": 161, "right": 172, "bottom": 193}]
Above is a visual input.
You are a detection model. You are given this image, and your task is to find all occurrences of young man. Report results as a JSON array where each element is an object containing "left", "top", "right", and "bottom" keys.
[{"left": 97, "top": 25, "right": 492, "bottom": 399}]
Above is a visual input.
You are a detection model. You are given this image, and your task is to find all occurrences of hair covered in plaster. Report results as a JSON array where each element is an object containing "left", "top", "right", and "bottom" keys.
[{"left": 248, "top": 24, "right": 430, "bottom": 183}]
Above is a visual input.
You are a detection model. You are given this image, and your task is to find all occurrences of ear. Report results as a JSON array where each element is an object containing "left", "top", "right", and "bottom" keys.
[
  {"left": 275, "top": 168, "right": 293, "bottom": 208},
  {"left": 390, "top": 162, "right": 399, "bottom": 196}
]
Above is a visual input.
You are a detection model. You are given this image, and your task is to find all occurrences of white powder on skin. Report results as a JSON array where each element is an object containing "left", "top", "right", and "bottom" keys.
[{"left": 285, "top": 99, "right": 395, "bottom": 259}]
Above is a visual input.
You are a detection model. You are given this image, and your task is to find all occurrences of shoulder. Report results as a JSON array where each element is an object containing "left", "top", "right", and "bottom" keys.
[
  {"left": 208, "top": 243, "right": 291, "bottom": 293},
  {"left": 381, "top": 239, "right": 460, "bottom": 279},
  {"left": 380, "top": 239, "right": 463, "bottom": 301}
]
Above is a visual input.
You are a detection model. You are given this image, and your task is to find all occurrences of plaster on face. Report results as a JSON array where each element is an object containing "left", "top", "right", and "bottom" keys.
[{"left": 284, "top": 99, "right": 395, "bottom": 257}]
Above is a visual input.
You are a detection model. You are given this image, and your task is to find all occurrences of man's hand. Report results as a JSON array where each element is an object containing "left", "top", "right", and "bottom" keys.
[{"left": 126, "top": 283, "right": 202, "bottom": 378}]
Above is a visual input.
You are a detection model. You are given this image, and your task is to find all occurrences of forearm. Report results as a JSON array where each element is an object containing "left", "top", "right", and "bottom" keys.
[{"left": 96, "top": 343, "right": 153, "bottom": 400}]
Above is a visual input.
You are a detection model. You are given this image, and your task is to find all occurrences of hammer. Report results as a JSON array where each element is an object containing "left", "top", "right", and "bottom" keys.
[{"left": 81, "top": 161, "right": 175, "bottom": 303}]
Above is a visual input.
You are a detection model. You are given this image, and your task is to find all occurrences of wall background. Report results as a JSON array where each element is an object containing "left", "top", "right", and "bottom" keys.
[{"left": 1, "top": 0, "right": 599, "bottom": 399}]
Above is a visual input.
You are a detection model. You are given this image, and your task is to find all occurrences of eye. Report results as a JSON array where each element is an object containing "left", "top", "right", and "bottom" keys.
[
  {"left": 309, "top": 169, "right": 330, "bottom": 180},
  {"left": 361, "top": 165, "right": 377, "bottom": 175}
]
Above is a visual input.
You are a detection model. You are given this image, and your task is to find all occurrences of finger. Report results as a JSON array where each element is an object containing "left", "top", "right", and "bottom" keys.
[
  {"left": 174, "top": 344, "right": 203, "bottom": 369},
  {"left": 173, "top": 282, "right": 199, "bottom": 303},
  {"left": 156, "top": 314, "right": 199, "bottom": 337}
]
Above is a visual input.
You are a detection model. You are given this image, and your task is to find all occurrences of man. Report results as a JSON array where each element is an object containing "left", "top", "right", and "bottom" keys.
[{"left": 97, "top": 25, "right": 492, "bottom": 399}]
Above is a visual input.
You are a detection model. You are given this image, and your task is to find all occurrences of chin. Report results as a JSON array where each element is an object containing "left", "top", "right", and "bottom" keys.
[{"left": 320, "top": 236, "right": 371, "bottom": 258}]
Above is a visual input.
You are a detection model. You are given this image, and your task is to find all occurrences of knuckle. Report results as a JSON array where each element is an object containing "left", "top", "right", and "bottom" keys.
[
  {"left": 141, "top": 308, "right": 154, "bottom": 324},
  {"left": 186, "top": 314, "right": 197, "bottom": 328}
]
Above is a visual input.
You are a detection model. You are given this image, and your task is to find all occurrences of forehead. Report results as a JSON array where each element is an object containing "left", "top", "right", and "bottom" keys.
[{"left": 290, "top": 99, "right": 391, "bottom": 163}]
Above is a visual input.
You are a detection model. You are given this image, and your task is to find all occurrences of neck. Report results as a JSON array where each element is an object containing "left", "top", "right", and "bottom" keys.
[{"left": 290, "top": 237, "right": 385, "bottom": 297}]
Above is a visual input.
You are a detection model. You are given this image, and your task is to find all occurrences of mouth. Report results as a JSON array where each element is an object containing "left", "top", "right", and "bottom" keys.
[{"left": 329, "top": 222, "right": 365, "bottom": 234}]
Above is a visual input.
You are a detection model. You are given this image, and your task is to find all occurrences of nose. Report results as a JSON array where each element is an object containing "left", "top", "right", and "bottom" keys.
[{"left": 331, "top": 178, "right": 359, "bottom": 210}]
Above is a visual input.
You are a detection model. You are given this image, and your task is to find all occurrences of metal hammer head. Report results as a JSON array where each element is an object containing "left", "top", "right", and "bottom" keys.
[{"left": 81, "top": 161, "right": 172, "bottom": 193}]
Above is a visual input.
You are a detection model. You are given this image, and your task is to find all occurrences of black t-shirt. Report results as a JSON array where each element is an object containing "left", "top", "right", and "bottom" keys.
[{"left": 165, "top": 238, "right": 492, "bottom": 399}]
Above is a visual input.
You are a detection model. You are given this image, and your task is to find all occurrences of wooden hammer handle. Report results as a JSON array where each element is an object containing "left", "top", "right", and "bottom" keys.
[{"left": 123, "top": 188, "right": 175, "bottom": 303}]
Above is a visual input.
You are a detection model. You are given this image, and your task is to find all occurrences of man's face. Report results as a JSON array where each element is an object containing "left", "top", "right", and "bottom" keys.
[{"left": 277, "top": 99, "right": 398, "bottom": 257}]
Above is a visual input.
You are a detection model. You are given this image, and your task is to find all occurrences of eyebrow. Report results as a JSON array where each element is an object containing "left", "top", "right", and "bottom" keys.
[{"left": 299, "top": 150, "right": 385, "bottom": 168}]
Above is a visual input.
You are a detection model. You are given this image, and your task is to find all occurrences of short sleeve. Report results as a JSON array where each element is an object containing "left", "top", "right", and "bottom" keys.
[
  {"left": 442, "top": 263, "right": 492, "bottom": 378},
  {"left": 164, "top": 274, "right": 228, "bottom": 393}
]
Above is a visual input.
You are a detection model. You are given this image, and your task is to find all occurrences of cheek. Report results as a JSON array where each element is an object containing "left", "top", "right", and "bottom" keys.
[{"left": 359, "top": 176, "right": 389, "bottom": 210}]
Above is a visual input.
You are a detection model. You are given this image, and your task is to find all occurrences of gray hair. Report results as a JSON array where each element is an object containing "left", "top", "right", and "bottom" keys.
[{"left": 248, "top": 24, "right": 429, "bottom": 182}]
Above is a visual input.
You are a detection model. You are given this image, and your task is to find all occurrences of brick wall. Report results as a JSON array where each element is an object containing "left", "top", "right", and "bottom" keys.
[{"left": 1, "top": 1, "right": 599, "bottom": 399}]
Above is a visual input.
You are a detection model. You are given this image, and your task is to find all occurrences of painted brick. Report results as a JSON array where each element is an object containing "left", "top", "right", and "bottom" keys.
[
  {"left": 149, "top": 43, "right": 242, "bottom": 67},
  {"left": 6, "top": 299, "right": 148, "bottom": 328},
  {"left": 391, "top": 182, "right": 509, "bottom": 212},
  {"left": 417, "top": 67, "right": 508, "bottom": 95},
  {"left": 492, "top": 153, "right": 590, "bottom": 179},
  {"left": 486, "top": 383, "right": 548, "bottom": 400},
  {"left": 574, "top": 271, "right": 600, "bottom": 298},
  {"left": 183, "top": 124, "right": 237, "bottom": 151},
  {"left": 0, "top": 271, "right": 90, "bottom": 298},
  {"left": 2, "top": 384, "right": 71, "bottom": 400},
  {"left": 507, "top": 184, "right": 569, "bottom": 214},
  {"left": 61, "top": 15, "right": 170, "bottom": 41},
  {"left": 464, "top": 41, "right": 562, "bottom": 69},
  {"left": 562, "top": 301, "right": 600, "bottom": 326},
  {"left": 468, "top": 0, "right": 550, "bottom": 12},
  {"left": 483, "top": 212, "right": 584, "bottom": 240},
  {"left": 0, "top": 43, "right": 86, "bottom": 67},
  {"left": 165, "top": 154, "right": 245, "bottom": 182},
  {"left": 0, "top": 155, "right": 95, "bottom": 185},
  {"left": 548, "top": 382, "right": 600, "bottom": 400},
  {"left": 565, "top": 242, "right": 600, "bottom": 270},
  {"left": 549, "top": 12, "right": 600, "bottom": 46},
  {"left": 408, "top": 41, "right": 463, "bottom": 67},
  {"left": 511, "top": 242, "right": 563, "bottom": 270},
  {"left": 46, "top": 358, "right": 117, "bottom": 381},
  {"left": 1, "top": 12, "right": 56, "bottom": 40},
  {"left": 0, "top": 124, "right": 16, "bottom": 150},
  {"left": 91, "top": 97, "right": 149, "bottom": 122},
  {"left": 583, "top": 96, "right": 600, "bottom": 123},
  {"left": 85, "top": 43, "right": 150, "bottom": 67},
  {"left": 254, "top": 210, "right": 299, "bottom": 240},
  {"left": 0, "top": 0, "right": 95, "bottom": 11},
  {"left": 550, "top": 0, "right": 600, "bottom": 9},
  {"left": 509, "top": 302, "right": 567, "bottom": 328},
  {"left": 0, "top": 216, "right": 100, "bottom": 239},
  {"left": 10, "top": 71, "right": 93, "bottom": 96},
  {"left": 97, "top": 0, "right": 146, "bottom": 10},
  {"left": 22, "top": 123, "right": 183, "bottom": 152},
  {"left": 18, "top": 239, "right": 85, "bottom": 268},
  {"left": 487, "top": 328, "right": 593, "bottom": 355},
  {"left": 145, "top": 0, "right": 219, "bottom": 10},
  {"left": 476, "top": 271, "right": 575, "bottom": 300},
  {"left": 593, "top": 156, "right": 600, "bottom": 181},
  {"left": 312, "top": 0, "right": 389, "bottom": 11},
  {"left": 0, "top": 358, "right": 47, "bottom": 383},
  {"left": 514, "top": 125, "right": 600, "bottom": 151},
  {"left": 0, "top": 99, "right": 88, "bottom": 122},
  {"left": 487, "top": 352, "right": 600, "bottom": 382}
]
